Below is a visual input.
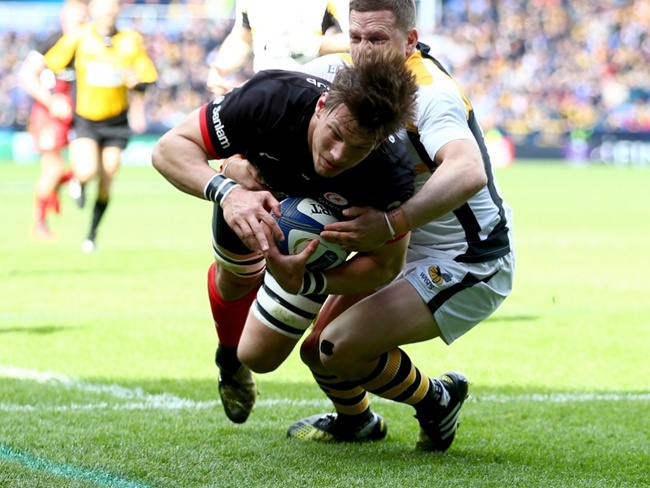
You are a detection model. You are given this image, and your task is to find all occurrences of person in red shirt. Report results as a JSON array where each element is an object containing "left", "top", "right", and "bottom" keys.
[{"left": 18, "top": 0, "right": 88, "bottom": 240}]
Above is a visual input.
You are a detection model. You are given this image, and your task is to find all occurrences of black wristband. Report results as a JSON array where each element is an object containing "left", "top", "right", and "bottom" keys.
[{"left": 203, "top": 173, "right": 240, "bottom": 205}]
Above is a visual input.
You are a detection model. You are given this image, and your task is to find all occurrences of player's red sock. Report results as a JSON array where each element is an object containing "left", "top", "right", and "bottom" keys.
[
  {"left": 57, "top": 169, "right": 74, "bottom": 186},
  {"left": 46, "top": 192, "right": 61, "bottom": 214},
  {"left": 207, "top": 262, "right": 260, "bottom": 347},
  {"left": 35, "top": 196, "right": 48, "bottom": 223}
]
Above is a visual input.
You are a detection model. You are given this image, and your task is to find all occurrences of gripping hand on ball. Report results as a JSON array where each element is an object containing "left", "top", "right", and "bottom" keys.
[
  {"left": 262, "top": 225, "right": 320, "bottom": 295},
  {"left": 221, "top": 186, "right": 283, "bottom": 253},
  {"left": 321, "top": 206, "right": 392, "bottom": 253}
]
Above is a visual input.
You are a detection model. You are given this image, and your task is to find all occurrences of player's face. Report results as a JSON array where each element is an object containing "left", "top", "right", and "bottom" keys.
[
  {"left": 310, "top": 95, "right": 376, "bottom": 178},
  {"left": 89, "top": 0, "right": 121, "bottom": 26},
  {"left": 348, "top": 10, "right": 411, "bottom": 63},
  {"left": 61, "top": 1, "right": 89, "bottom": 32}
]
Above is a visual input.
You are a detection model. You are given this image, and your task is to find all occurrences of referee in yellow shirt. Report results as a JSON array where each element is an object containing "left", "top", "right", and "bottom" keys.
[{"left": 45, "top": 0, "right": 157, "bottom": 252}]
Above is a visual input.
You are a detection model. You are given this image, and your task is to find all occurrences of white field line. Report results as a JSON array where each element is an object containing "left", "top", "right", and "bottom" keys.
[{"left": 1, "top": 365, "right": 649, "bottom": 413}]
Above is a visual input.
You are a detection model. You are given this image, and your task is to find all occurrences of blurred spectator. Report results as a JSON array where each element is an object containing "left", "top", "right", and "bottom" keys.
[{"left": 423, "top": 0, "right": 650, "bottom": 143}]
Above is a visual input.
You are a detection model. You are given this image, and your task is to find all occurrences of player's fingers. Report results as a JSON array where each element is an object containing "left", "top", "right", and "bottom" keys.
[
  {"left": 235, "top": 219, "right": 266, "bottom": 254},
  {"left": 250, "top": 220, "right": 270, "bottom": 253},
  {"left": 320, "top": 228, "right": 352, "bottom": 243},
  {"left": 322, "top": 218, "right": 356, "bottom": 233},
  {"left": 341, "top": 205, "right": 372, "bottom": 218},
  {"left": 256, "top": 211, "right": 280, "bottom": 239},
  {"left": 298, "top": 238, "right": 320, "bottom": 260}
]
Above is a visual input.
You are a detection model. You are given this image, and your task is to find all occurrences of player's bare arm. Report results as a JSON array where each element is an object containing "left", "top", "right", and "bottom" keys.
[
  {"left": 265, "top": 225, "right": 409, "bottom": 296},
  {"left": 399, "top": 139, "right": 487, "bottom": 230},
  {"left": 152, "top": 109, "right": 283, "bottom": 253}
]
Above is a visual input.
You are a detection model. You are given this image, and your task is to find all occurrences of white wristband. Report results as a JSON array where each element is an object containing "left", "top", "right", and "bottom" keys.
[{"left": 384, "top": 212, "right": 397, "bottom": 239}]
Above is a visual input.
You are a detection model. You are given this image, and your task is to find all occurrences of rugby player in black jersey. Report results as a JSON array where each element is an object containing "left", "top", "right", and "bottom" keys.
[{"left": 152, "top": 50, "right": 418, "bottom": 425}]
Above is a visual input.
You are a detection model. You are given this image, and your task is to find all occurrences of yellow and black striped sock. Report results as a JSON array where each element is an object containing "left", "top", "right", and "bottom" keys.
[
  {"left": 359, "top": 348, "right": 438, "bottom": 408},
  {"left": 312, "top": 371, "right": 370, "bottom": 421}
]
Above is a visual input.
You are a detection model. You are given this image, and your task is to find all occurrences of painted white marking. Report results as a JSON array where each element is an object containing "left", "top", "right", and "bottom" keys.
[{"left": 1, "top": 365, "right": 648, "bottom": 413}]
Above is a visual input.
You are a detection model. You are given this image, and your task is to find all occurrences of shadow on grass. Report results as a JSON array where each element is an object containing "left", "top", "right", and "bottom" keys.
[{"left": 0, "top": 325, "right": 77, "bottom": 335}]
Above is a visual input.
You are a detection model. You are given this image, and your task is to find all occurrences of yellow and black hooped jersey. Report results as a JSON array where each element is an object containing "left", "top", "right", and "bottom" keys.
[{"left": 44, "top": 22, "right": 158, "bottom": 121}]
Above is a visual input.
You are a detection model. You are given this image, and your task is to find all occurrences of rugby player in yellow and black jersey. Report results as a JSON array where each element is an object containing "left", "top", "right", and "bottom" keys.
[{"left": 44, "top": 0, "right": 158, "bottom": 252}]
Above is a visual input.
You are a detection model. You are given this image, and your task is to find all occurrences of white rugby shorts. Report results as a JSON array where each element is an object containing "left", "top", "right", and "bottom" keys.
[{"left": 400, "top": 248, "right": 516, "bottom": 345}]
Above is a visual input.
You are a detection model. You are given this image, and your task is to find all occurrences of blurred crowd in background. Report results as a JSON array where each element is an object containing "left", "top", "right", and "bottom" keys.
[
  {"left": 1, "top": 0, "right": 649, "bottom": 148},
  {"left": 426, "top": 0, "right": 650, "bottom": 148}
]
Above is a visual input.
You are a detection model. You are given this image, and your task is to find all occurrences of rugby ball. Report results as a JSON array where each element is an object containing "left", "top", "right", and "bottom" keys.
[{"left": 274, "top": 197, "right": 349, "bottom": 271}]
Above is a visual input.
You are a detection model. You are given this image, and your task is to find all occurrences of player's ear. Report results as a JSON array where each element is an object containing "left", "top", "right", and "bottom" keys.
[
  {"left": 315, "top": 92, "right": 328, "bottom": 115},
  {"left": 406, "top": 28, "right": 419, "bottom": 54}
]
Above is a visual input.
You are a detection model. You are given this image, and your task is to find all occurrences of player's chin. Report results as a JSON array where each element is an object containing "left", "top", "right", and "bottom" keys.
[{"left": 316, "top": 160, "right": 345, "bottom": 178}]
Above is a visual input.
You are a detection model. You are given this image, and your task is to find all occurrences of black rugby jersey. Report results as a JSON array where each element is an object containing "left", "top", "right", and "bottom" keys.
[{"left": 199, "top": 70, "right": 415, "bottom": 215}]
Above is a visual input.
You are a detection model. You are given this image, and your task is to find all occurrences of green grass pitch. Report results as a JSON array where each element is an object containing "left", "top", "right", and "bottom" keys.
[{"left": 1, "top": 160, "right": 649, "bottom": 487}]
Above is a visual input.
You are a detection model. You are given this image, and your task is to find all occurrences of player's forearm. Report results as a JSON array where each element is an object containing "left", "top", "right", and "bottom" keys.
[
  {"left": 318, "top": 32, "right": 350, "bottom": 55},
  {"left": 402, "top": 145, "right": 487, "bottom": 231},
  {"left": 152, "top": 127, "right": 217, "bottom": 200},
  {"left": 323, "top": 237, "right": 408, "bottom": 295},
  {"left": 210, "top": 31, "right": 252, "bottom": 76}
]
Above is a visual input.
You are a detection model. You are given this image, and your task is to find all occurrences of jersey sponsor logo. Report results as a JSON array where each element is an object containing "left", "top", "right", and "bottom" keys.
[
  {"left": 324, "top": 192, "right": 347, "bottom": 206},
  {"left": 419, "top": 265, "right": 452, "bottom": 290},
  {"left": 211, "top": 104, "right": 230, "bottom": 149},
  {"left": 306, "top": 77, "right": 330, "bottom": 91}
]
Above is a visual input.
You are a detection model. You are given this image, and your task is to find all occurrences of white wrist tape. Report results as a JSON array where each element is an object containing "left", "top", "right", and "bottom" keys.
[{"left": 298, "top": 270, "right": 327, "bottom": 296}]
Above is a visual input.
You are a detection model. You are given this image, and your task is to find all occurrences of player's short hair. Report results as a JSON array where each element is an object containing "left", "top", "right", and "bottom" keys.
[
  {"left": 325, "top": 49, "right": 417, "bottom": 145},
  {"left": 350, "top": 0, "right": 417, "bottom": 33}
]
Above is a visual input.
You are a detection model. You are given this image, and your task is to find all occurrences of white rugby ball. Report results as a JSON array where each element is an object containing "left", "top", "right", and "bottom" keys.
[{"left": 274, "top": 197, "right": 349, "bottom": 271}]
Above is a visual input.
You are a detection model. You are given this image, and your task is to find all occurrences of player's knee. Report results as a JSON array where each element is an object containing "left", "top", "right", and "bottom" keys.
[
  {"left": 318, "top": 339, "right": 365, "bottom": 380},
  {"left": 238, "top": 346, "right": 281, "bottom": 374},
  {"left": 214, "top": 264, "right": 263, "bottom": 301},
  {"left": 299, "top": 330, "right": 321, "bottom": 369}
]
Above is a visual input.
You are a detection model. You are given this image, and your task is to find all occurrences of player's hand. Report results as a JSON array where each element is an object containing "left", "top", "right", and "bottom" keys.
[
  {"left": 122, "top": 69, "right": 141, "bottom": 90},
  {"left": 262, "top": 224, "right": 320, "bottom": 295},
  {"left": 222, "top": 156, "right": 268, "bottom": 191},
  {"left": 221, "top": 186, "right": 283, "bottom": 253},
  {"left": 321, "top": 206, "right": 391, "bottom": 252},
  {"left": 48, "top": 93, "right": 73, "bottom": 121}
]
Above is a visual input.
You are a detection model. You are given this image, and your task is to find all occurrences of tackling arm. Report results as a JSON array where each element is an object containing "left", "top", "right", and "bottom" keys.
[{"left": 263, "top": 231, "right": 409, "bottom": 296}]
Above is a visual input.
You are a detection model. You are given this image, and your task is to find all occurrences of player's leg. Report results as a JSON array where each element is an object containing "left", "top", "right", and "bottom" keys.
[
  {"left": 291, "top": 291, "right": 386, "bottom": 441},
  {"left": 209, "top": 202, "right": 266, "bottom": 423},
  {"left": 80, "top": 144, "right": 122, "bottom": 252},
  {"left": 300, "top": 291, "right": 373, "bottom": 374},
  {"left": 290, "top": 253, "right": 514, "bottom": 450},
  {"left": 67, "top": 136, "right": 99, "bottom": 209},
  {"left": 238, "top": 271, "right": 327, "bottom": 373},
  {"left": 32, "top": 149, "right": 66, "bottom": 240},
  {"left": 289, "top": 280, "right": 435, "bottom": 443},
  {"left": 30, "top": 107, "right": 68, "bottom": 239}
]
